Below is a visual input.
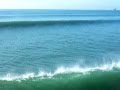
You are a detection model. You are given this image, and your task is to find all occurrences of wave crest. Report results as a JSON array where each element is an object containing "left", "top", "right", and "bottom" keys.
[
  {"left": 0, "top": 19, "right": 120, "bottom": 27},
  {"left": 0, "top": 61, "right": 120, "bottom": 81}
]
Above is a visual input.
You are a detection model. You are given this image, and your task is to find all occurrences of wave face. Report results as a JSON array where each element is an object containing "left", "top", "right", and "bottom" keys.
[
  {"left": 0, "top": 71, "right": 120, "bottom": 90},
  {"left": 1, "top": 61, "right": 120, "bottom": 90},
  {"left": 0, "top": 61, "right": 120, "bottom": 90},
  {"left": 0, "top": 10, "right": 120, "bottom": 90},
  {"left": 1, "top": 72, "right": 120, "bottom": 90}
]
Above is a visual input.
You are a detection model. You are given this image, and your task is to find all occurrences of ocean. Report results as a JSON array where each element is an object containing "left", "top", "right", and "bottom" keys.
[{"left": 0, "top": 10, "right": 120, "bottom": 90}]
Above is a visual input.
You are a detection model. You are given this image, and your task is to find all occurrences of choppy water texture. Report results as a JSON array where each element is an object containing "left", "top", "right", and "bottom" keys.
[{"left": 0, "top": 10, "right": 120, "bottom": 90}]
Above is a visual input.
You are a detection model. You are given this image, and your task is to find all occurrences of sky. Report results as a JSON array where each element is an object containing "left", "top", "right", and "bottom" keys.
[{"left": 0, "top": 0, "right": 119, "bottom": 10}]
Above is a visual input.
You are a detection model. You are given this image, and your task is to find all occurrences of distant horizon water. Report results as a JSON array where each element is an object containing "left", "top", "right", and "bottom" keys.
[{"left": 0, "top": 9, "right": 120, "bottom": 10}]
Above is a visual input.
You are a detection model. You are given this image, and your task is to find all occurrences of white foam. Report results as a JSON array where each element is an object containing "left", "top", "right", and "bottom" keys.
[
  {"left": 0, "top": 73, "right": 35, "bottom": 81},
  {"left": 0, "top": 61, "right": 120, "bottom": 81}
]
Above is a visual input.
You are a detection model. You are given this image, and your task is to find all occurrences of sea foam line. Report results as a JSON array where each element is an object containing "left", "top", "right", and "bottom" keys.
[{"left": 0, "top": 61, "right": 120, "bottom": 81}]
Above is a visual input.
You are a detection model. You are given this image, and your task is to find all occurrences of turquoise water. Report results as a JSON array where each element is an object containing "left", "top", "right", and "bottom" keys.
[{"left": 0, "top": 10, "right": 120, "bottom": 90}]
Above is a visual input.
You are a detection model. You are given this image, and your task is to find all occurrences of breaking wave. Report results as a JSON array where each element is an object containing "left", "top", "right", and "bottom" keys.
[{"left": 1, "top": 60, "right": 120, "bottom": 81}]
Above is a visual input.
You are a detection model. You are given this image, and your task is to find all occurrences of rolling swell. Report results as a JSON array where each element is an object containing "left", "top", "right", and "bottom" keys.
[{"left": 0, "top": 19, "right": 120, "bottom": 27}]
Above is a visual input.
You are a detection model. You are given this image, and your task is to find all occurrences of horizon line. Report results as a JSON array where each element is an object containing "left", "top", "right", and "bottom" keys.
[{"left": 0, "top": 9, "right": 119, "bottom": 11}]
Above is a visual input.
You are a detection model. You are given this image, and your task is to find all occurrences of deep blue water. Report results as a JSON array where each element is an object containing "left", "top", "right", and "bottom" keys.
[{"left": 0, "top": 10, "right": 120, "bottom": 90}]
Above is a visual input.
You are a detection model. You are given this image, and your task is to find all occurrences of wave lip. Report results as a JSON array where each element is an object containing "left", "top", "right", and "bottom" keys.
[
  {"left": 0, "top": 61, "right": 120, "bottom": 81},
  {"left": 54, "top": 61, "right": 120, "bottom": 74}
]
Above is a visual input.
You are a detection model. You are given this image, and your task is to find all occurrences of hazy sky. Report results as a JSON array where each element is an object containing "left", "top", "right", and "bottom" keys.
[{"left": 0, "top": 0, "right": 119, "bottom": 9}]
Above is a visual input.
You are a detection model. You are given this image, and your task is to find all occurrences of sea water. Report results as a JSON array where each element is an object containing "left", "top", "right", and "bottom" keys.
[{"left": 0, "top": 10, "right": 120, "bottom": 90}]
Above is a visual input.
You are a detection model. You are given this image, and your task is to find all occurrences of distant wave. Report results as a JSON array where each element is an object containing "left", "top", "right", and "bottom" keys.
[
  {"left": 0, "top": 60, "right": 120, "bottom": 81},
  {"left": 0, "top": 19, "right": 120, "bottom": 27}
]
